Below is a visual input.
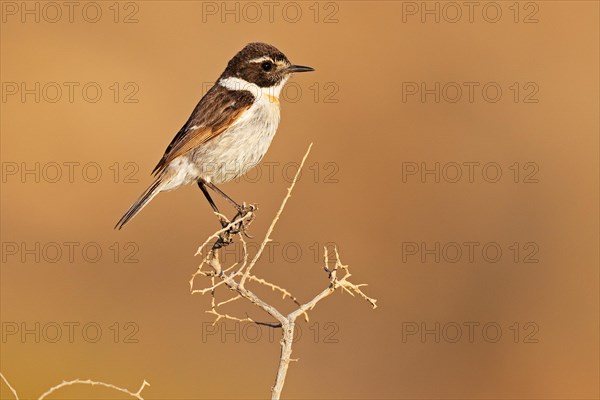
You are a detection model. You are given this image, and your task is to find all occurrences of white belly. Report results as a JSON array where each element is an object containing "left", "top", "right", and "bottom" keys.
[{"left": 162, "top": 95, "right": 281, "bottom": 190}]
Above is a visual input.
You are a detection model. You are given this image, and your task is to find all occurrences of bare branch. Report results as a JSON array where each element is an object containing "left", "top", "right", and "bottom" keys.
[
  {"left": 190, "top": 143, "right": 377, "bottom": 399},
  {"left": 206, "top": 309, "right": 253, "bottom": 324},
  {"left": 0, "top": 372, "right": 19, "bottom": 400},
  {"left": 0, "top": 372, "right": 150, "bottom": 400},
  {"left": 216, "top": 294, "right": 242, "bottom": 308},
  {"left": 38, "top": 379, "right": 150, "bottom": 400}
]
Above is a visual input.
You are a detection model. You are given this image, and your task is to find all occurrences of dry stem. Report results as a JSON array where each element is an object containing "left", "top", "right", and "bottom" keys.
[
  {"left": 190, "top": 143, "right": 377, "bottom": 399},
  {"left": 0, "top": 372, "right": 149, "bottom": 400}
]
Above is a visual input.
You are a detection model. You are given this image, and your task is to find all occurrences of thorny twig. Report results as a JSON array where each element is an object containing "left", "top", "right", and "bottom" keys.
[
  {"left": 190, "top": 143, "right": 377, "bottom": 399},
  {"left": 0, "top": 372, "right": 149, "bottom": 400}
]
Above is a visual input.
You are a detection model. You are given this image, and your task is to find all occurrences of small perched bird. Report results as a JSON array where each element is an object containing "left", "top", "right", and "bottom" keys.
[{"left": 116, "top": 43, "right": 314, "bottom": 229}]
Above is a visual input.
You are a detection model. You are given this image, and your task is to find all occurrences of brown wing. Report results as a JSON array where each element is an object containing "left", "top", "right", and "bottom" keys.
[{"left": 152, "top": 85, "right": 254, "bottom": 175}]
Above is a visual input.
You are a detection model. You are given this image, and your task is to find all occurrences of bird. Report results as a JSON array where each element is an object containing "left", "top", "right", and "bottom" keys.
[{"left": 115, "top": 42, "right": 314, "bottom": 230}]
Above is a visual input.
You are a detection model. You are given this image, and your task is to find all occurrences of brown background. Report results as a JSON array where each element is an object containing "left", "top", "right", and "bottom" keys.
[{"left": 1, "top": 1, "right": 598, "bottom": 398}]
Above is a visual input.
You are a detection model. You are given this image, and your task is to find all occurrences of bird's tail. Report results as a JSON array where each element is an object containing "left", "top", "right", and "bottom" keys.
[{"left": 115, "top": 177, "right": 164, "bottom": 230}]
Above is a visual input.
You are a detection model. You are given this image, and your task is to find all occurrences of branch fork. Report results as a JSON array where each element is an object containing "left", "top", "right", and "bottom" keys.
[{"left": 190, "top": 143, "right": 377, "bottom": 399}]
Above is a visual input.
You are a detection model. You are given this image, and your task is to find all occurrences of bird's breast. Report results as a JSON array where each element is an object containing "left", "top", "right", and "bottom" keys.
[{"left": 192, "top": 96, "right": 281, "bottom": 184}]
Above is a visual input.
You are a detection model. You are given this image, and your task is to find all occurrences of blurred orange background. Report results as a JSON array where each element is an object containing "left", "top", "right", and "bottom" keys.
[{"left": 1, "top": 1, "right": 598, "bottom": 398}]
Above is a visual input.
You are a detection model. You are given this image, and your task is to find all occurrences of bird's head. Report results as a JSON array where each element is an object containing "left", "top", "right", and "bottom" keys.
[{"left": 220, "top": 42, "right": 314, "bottom": 89}]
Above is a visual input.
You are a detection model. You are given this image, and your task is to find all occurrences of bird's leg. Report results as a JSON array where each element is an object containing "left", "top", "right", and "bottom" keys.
[
  {"left": 199, "top": 181, "right": 256, "bottom": 248},
  {"left": 205, "top": 182, "right": 256, "bottom": 239},
  {"left": 205, "top": 182, "right": 242, "bottom": 211},
  {"left": 198, "top": 181, "right": 228, "bottom": 228},
  {"left": 205, "top": 181, "right": 256, "bottom": 222},
  {"left": 199, "top": 181, "right": 237, "bottom": 249}
]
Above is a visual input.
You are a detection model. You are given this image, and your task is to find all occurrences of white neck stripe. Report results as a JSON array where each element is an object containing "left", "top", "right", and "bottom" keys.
[{"left": 218, "top": 76, "right": 288, "bottom": 99}]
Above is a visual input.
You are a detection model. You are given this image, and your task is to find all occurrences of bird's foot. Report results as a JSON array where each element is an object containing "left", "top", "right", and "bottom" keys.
[
  {"left": 218, "top": 215, "right": 230, "bottom": 229},
  {"left": 212, "top": 203, "right": 257, "bottom": 249},
  {"left": 229, "top": 203, "right": 257, "bottom": 235}
]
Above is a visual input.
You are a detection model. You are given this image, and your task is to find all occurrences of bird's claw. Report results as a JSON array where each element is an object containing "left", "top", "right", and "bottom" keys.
[
  {"left": 212, "top": 204, "right": 257, "bottom": 250},
  {"left": 218, "top": 216, "right": 230, "bottom": 229}
]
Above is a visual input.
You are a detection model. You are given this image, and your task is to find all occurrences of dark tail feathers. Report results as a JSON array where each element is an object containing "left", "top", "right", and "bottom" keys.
[{"left": 115, "top": 178, "right": 163, "bottom": 230}]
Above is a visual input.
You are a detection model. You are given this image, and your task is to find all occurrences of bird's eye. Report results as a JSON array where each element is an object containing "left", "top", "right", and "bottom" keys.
[{"left": 261, "top": 61, "right": 273, "bottom": 72}]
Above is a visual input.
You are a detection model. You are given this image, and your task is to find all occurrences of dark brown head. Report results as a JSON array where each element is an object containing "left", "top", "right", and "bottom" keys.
[{"left": 220, "top": 42, "right": 314, "bottom": 88}]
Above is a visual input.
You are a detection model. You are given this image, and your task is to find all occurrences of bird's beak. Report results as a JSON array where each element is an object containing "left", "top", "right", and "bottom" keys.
[{"left": 287, "top": 65, "right": 315, "bottom": 73}]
